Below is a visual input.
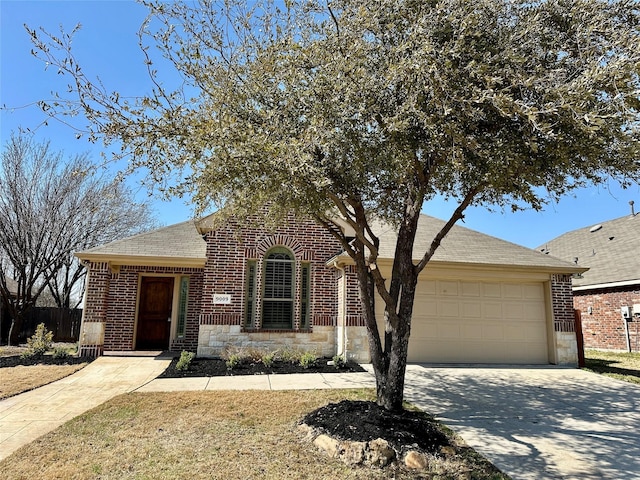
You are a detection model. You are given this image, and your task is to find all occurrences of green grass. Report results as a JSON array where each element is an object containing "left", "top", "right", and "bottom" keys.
[{"left": 584, "top": 350, "right": 640, "bottom": 385}]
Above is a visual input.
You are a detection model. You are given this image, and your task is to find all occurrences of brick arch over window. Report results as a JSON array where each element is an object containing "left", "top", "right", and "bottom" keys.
[{"left": 256, "top": 234, "right": 305, "bottom": 258}]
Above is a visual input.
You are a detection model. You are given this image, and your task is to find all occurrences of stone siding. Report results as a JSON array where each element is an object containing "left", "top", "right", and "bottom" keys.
[
  {"left": 555, "top": 331, "right": 579, "bottom": 365},
  {"left": 198, "top": 324, "right": 336, "bottom": 358}
]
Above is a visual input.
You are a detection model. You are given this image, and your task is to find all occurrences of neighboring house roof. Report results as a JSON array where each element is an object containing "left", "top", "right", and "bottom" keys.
[
  {"left": 537, "top": 213, "right": 640, "bottom": 290},
  {"left": 2, "top": 276, "right": 18, "bottom": 296},
  {"left": 76, "top": 220, "right": 207, "bottom": 267},
  {"left": 76, "top": 213, "right": 581, "bottom": 274}
]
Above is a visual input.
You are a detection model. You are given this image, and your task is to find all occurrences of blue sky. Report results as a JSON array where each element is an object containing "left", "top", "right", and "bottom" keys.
[{"left": 2, "top": 0, "right": 638, "bottom": 249}]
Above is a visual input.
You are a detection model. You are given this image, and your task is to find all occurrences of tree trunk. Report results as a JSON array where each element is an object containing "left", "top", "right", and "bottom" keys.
[
  {"left": 8, "top": 315, "right": 23, "bottom": 346},
  {"left": 360, "top": 205, "right": 421, "bottom": 411}
]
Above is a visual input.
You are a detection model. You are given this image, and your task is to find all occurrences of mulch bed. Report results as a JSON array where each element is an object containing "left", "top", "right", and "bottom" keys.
[
  {"left": 0, "top": 355, "right": 93, "bottom": 368},
  {"left": 301, "top": 399, "right": 450, "bottom": 456},
  {"left": 159, "top": 357, "right": 366, "bottom": 378}
]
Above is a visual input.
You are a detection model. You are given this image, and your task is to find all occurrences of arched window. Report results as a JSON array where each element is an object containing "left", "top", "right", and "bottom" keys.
[{"left": 262, "top": 248, "right": 294, "bottom": 329}]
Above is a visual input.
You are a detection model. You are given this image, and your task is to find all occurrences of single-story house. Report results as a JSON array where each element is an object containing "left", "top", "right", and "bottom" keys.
[
  {"left": 76, "top": 211, "right": 585, "bottom": 364},
  {"left": 538, "top": 207, "right": 640, "bottom": 352}
]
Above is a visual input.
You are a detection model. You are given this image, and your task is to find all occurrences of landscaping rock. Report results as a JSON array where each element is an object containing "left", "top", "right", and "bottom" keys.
[
  {"left": 341, "top": 440, "right": 366, "bottom": 465},
  {"left": 405, "top": 450, "right": 429, "bottom": 469},
  {"left": 365, "top": 438, "right": 395, "bottom": 467},
  {"left": 313, "top": 434, "right": 340, "bottom": 458}
]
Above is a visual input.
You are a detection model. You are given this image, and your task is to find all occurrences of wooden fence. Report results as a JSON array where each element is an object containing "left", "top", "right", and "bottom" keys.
[{"left": 16, "top": 308, "right": 82, "bottom": 343}]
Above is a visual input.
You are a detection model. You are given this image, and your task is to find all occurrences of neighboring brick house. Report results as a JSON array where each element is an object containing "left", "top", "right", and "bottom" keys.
[
  {"left": 76, "top": 211, "right": 584, "bottom": 364},
  {"left": 538, "top": 208, "right": 640, "bottom": 352}
]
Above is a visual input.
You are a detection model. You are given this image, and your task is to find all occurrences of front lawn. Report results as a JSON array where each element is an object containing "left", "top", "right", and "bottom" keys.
[
  {"left": 0, "top": 344, "right": 91, "bottom": 399},
  {"left": 584, "top": 350, "right": 640, "bottom": 384},
  {"left": 0, "top": 389, "right": 510, "bottom": 480}
]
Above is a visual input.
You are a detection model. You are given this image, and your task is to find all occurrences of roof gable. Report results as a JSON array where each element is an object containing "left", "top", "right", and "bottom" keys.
[{"left": 537, "top": 213, "right": 640, "bottom": 288}]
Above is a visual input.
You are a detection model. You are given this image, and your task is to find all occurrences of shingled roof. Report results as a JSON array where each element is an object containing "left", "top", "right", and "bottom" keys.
[
  {"left": 77, "top": 213, "right": 581, "bottom": 273},
  {"left": 76, "top": 220, "right": 207, "bottom": 267},
  {"left": 369, "top": 214, "right": 581, "bottom": 271},
  {"left": 537, "top": 213, "right": 640, "bottom": 289}
]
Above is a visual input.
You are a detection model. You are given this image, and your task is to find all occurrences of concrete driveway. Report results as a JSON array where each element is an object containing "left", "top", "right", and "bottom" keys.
[{"left": 403, "top": 365, "right": 640, "bottom": 480}]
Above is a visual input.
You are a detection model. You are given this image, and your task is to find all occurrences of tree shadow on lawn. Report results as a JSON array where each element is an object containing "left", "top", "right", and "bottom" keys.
[{"left": 584, "top": 358, "right": 640, "bottom": 380}]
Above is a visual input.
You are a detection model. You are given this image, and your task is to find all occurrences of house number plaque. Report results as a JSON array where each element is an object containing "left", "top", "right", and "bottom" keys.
[{"left": 213, "top": 294, "right": 232, "bottom": 304}]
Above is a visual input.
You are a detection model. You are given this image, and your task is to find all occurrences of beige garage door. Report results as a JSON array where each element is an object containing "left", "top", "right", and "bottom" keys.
[{"left": 377, "top": 279, "right": 549, "bottom": 364}]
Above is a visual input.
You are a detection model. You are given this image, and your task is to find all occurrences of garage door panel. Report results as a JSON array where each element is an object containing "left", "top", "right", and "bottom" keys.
[
  {"left": 461, "top": 324, "right": 483, "bottom": 339},
  {"left": 408, "top": 280, "right": 549, "bottom": 364},
  {"left": 438, "top": 323, "right": 461, "bottom": 339},
  {"left": 523, "top": 283, "right": 544, "bottom": 299},
  {"left": 483, "top": 302, "right": 503, "bottom": 319},
  {"left": 461, "top": 282, "right": 481, "bottom": 297},
  {"left": 504, "top": 303, "right": 524, "bottom": 319},
  {"left": 438, "top": 281, "right": 459, "bottom": 296},
  {"left": 503, "top": 284, "right": 524, "bottom": 299},
  {"left": 482, "top": 283, "right": 502, "bottom": 297},
  {"left": 461, "top": 302, "right": 482, "bottom": 318},
  {"left": 439, "top": 301, "right": 460, "bottom": 317},
  {"left": 524, "top": 303, "right": 546, "bottom": 320},
  {"left": 482, "top": 324, "right": 505, "bottom": 340}
]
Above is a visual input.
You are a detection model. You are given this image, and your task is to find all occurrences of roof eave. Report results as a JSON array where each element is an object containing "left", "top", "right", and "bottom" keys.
[
  {"left": 75, "top": 252, "right": 207, "bottom": 268},
  {"left": 329, "top": 254, "right": 586, "bottom": 274},
  {"left": 573, "top": 278, "right": 640, "bottom": 291}
]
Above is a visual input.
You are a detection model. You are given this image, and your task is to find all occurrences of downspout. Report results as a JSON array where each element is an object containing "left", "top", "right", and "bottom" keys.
[{"left": 333, "top": 260, "right": 348, "bottom": 360}]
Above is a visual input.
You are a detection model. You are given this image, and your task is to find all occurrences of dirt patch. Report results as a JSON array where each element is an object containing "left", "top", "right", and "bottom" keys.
[
  {"left": 159, "top": 357, "right": 366, "bottom": 377},
  {"left": 301, "top": 399, "right": 449, "bottom": 456}
]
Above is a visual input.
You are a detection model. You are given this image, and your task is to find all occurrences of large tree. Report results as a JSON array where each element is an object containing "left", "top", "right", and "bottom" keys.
[
  {"left": 0, "top": 135, "right": 155, "bottom": 344},
  {"left": 28, "top": 0, "right": 639, "bottom": 409}
]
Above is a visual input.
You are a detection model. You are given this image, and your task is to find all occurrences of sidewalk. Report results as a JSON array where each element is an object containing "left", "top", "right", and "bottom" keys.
[
  {"left": 0, "top": 357, "right": 375, "bottom": 462},
  {"left": 137, "top": 370, "right": 375, "bottom": 392}
]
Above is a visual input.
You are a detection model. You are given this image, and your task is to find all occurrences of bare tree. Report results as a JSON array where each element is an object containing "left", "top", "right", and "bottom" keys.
[{"left": 0, "top": 134, "right": 156, "bottom": 344}]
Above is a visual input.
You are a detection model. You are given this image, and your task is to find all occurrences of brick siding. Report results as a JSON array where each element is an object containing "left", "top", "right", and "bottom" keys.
[
  {"left": 82, "top": 264, "right": 204, "bottom": 353},
  {"left": 552, "top": 274, "right": 576, "bottom": 332},
  {"left": 574, "top": 285, "right": 640, "bottom": 352},
  {"left": 199, "top": 212, "right": 343, "bottom": 331}
]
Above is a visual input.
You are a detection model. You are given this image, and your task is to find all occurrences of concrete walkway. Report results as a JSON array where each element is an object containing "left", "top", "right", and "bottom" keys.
[
  {"left": 0, "top": 356, "right": 172, "bottom": 461},
  {"left": 403, "top": 365, "right": 640, "bottom": 480}
]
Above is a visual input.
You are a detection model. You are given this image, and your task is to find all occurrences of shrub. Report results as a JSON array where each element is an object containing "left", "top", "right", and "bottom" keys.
[
  {"left": 299, "top": 352, "right": 317, "bottom": 369},
  {"left": 261, "top": 351, "right": 276, "bottom": 368},
  {"left": 25, "top": 323, "right": 53, "bottom": 357},
  {"left": 176, "top": 351, "right": 196, "bottom": 371},
  {"left": 226, "top": 353, "right": 243, "bottom": 370},
  {"left": 332, "top": 354, "right": 346, "bottom": 369},
  {"left": 278, "top": 348, "right": 303, "bottom": 364},
  {"left": 52, "top": 346, "right": 71, "bottom": 359}
]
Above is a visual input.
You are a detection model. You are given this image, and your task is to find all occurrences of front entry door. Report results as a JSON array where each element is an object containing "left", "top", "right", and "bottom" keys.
[{"left": 136, "top": 276, "right": 174, "bottom": 350}]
